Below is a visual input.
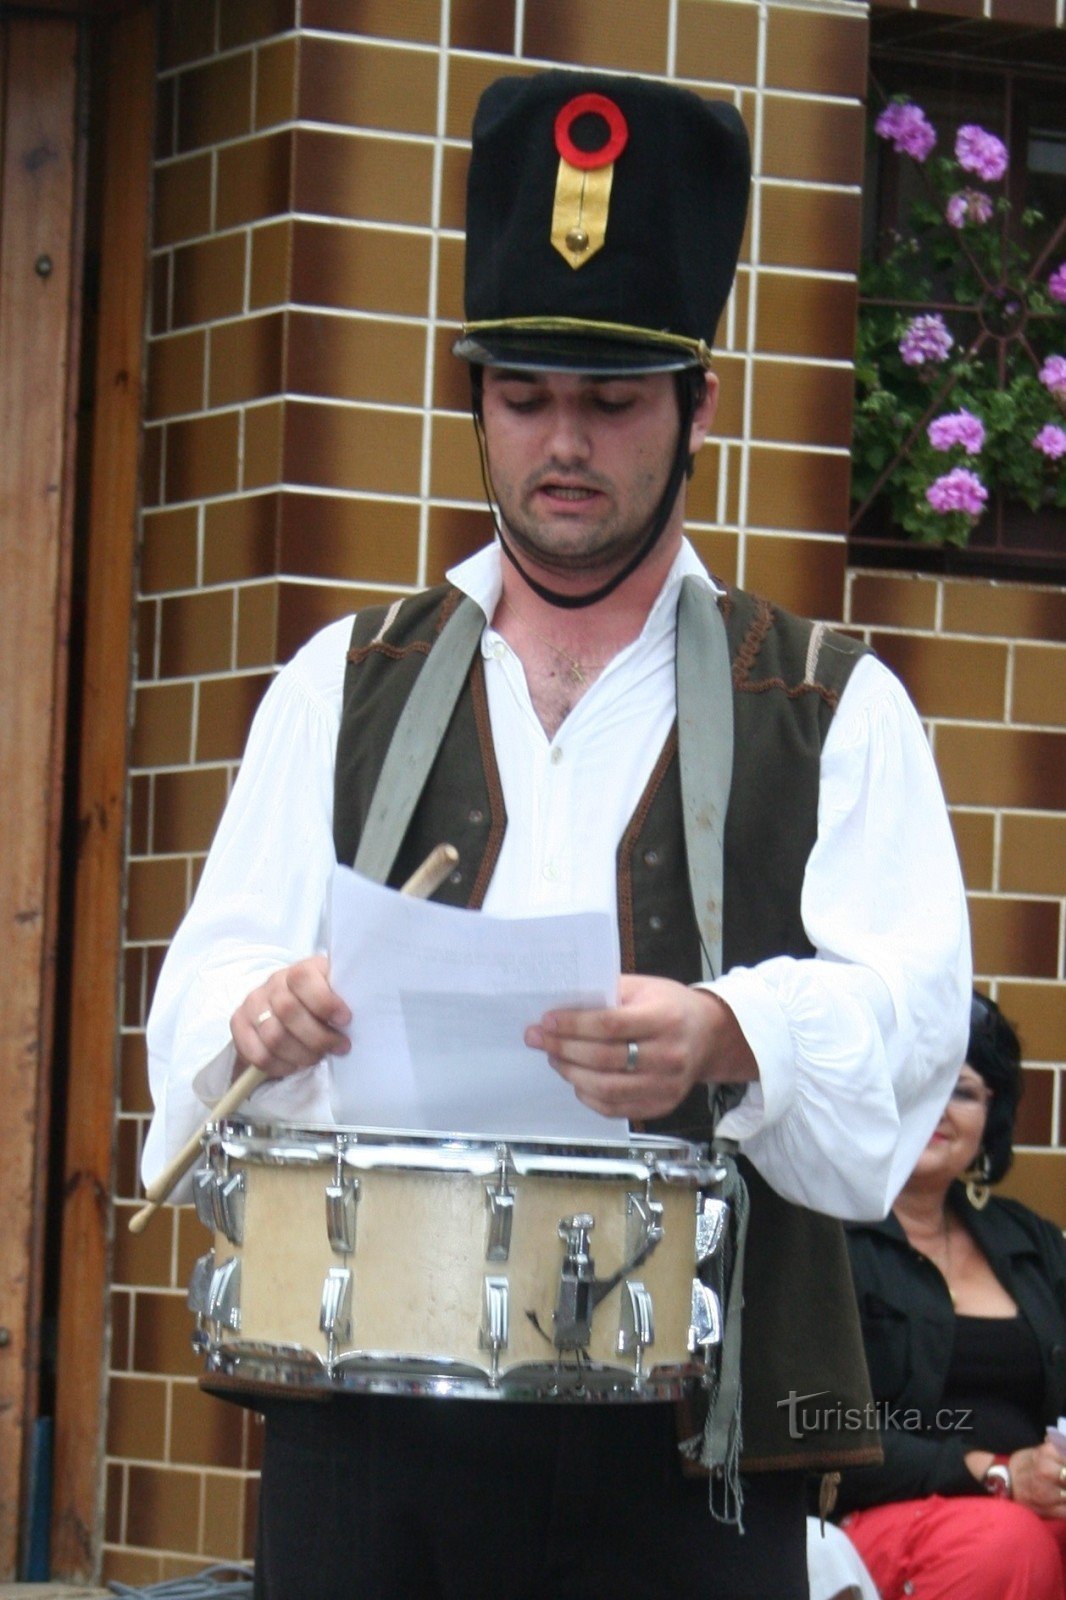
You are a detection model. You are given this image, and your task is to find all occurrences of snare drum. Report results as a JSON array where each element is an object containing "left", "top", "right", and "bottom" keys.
[{"left": 188, "top": 1120, "right": 730, "bottom": 1402}]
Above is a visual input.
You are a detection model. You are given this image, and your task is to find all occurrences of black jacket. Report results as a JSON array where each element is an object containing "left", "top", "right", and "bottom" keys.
[{"left": 836, "top": 1182, "right": 1066, "bottom": 1513}]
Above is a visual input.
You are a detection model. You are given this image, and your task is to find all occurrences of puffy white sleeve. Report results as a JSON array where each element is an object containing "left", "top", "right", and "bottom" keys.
[
  {"left": 710, "top": 653, "right": 972, "bottom": 1221},
  {"left": 141, "top": 622, "right": 352, "bottom": 1191}
]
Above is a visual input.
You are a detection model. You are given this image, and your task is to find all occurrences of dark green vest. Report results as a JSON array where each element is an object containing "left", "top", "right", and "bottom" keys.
[{"left": 332, "top": 579, "right": 881, "bottom": 1473}]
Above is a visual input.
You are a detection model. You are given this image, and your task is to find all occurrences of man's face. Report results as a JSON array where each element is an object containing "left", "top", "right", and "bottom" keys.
[{"left": 479, "top": 367, "right": 715, "bottom": 579}]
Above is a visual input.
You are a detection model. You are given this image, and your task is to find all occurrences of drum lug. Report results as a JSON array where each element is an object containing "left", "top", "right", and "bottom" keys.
[
  {"left": 320, "top": 1266, "right": 353, "bottom": 1365},
  {"left": 618, "top": 1280, "right": 655, "bottom": 1381},
  {"left": 625, "top": 1191, "right": 664, "bottom": 1260},
  {"left": 325, "top": 1179, "right": 360, "bottom": 1256},
  {"left": 553, "top": 1214, "right": 596, "bottom": 1350},
  {"left": 478, "top": 1274, "right": 510, "bottom": 1384},
  {"left": 187, "top": 1249, "right": 215, "bottom": 1351},
  {"left": 207, "top": 1256, "right": 242, "bottom": 1333},
  {"left": 192, "top": 1167, "right": 245, "bottom": 1246},
  {"left": 695, "top": 1195, "right": 728, "bottom": 1264},
  {"left": 484, "top": 1150, "right": 515, "bottom": 1262},
  {"left": 688, "top": 1279, "right": 722, "bottom": 1354}
]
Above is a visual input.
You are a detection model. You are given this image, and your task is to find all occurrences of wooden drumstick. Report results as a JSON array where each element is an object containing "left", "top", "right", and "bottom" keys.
[{"left": 127, "top": 843, "right": 460, "bottom": 1234}]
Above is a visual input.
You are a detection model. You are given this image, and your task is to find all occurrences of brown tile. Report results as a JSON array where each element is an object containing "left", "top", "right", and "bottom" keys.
[
  {"left": 102, "top": 1549, "right": 164, "bottom": 1589},
  {"left": 1013, "top": 1065, "right": 1055, "bottom": 1146},
  {"left": 437, "top": 233, "right": 469, "bottom": 324},
  {"left": 219, "top": 0, "right": 298, "bottom": 47},
  {"left": 216, "top": 131, "right": 294, "bottom": 229},
  {"left": 765, "top": 7, "right": 868, "bottom": 97},
  {"left": 276, "top": 580, "right": 389, "bottom": 660},
  {"left": 676, "top": 0, "right": 760, "bottom": 88},
  {"left": 920, "top": 0, "right": 980, "bottom": 14},
  {"left": 292, "top": 128, "right": 434, "bottom": 226},
  {"left": 170, "top": 1383, "right": 247, "bottom": 1470},
  {"left": 847, "top": 571, "right": 938, "bottom": 632},
  {"left": 152, "top": 767, "right": 230, "bottom": 854},
  {"left": 969, "top": 895, "right": 1061, "bottom": 978},
  {"left": 281, "top": 400, "right": 424, "bottom": 496},
  {"left": 760, "top": 183, "right": 862, "bottom": 275},
  {"left": 687, "top": 526, "right": 740, "bottom": 586},
  {"left": 243, "top": 401, "right": 284, "bottom": 491},
  {"left": 522, "top": 0, "right": 669, "bottom": 72},
  {"left": 301, "top": 0, "right": 441, "bottom": 42},
  {"left": 298, "top": 36, "right": 438, "bottom": 136},
  {"left": 128, "top": 775, "right": 150, "bottom": 858},
  {"left": 172, "top": 233, "right": 248, "bottom": 329},
  {"left": 439, "top": 143, "right": 470, "bottom": 233},
  {"left": 1012, "top": 644, "right": 1066, "bottom": 728},
  {"left": 721, "top": 269, "right": 750, "bottom": 357},
  {"left": 141, "top": 506, "right": 200, "bottom": 593},
  {"left": 751, "top": 359, "right": 854, "bottom": 449},
  {"left": 176, "top": 52, "right": 254, "bottom": 153},
  {"left": 142, "top": 425, "right": 165, "bottom": 511},
  {"left": 242, "top": 1469, "right": 260, "bottom": 1561},
  {"left": 114, "top": 1116, "right": 142, "bottom": 1202},
  {"left": 1000, "top": 814, "right": 1066, "bottom": 896},
  {"left": 249, "top": 218, "right": 293, "bottom": 308},
  {"left": 131, "top": 1288, "right": 203, "bottom": 1377},
  {"left": 123, "top": 948, "right": 145, "bottom": 1031},
  {"left": 433, "top": 326, "right": 475, "bottom": 413},
  {"left": 201, "top": 1470, "right": 247, "bottom": 1559},
  {"left": 746, "top": 445, "right": 852, "bottom": 534},
  {"left": 197, "top": 673, "right": 273, "bottom": 762},
  {"left": 112, "top": 1202, "right": 179, "bottom": 1292},
  {"left": 255, "top": 36, "right": 297, "bottom": 130},
  {"left": 762, "top": 95, "right": 865, "bottom": 186},
  {"left": 424, "top": 504, "right": 498, "bottom": 584},
  {"left": 209, "top": 312, "right": 285, "bottom": 406},
  {"left": 126, "top": 1464, "right": 202, "bottom": 1551},
  {"left": 125, "top": 857, "right": 190, "bottom": 943},
  {"left": 871, "top": 634, "right": 1008, "bottom": 721},
  {"left": 203, "top": 492, "right": 280, "bottom": 582},
  {"left": 235, "top": 582, "right": 280, "bottom": 668},
  {"left": 708, "top": 354, "right": 746, "bottom": 441},
  {"left": 451, "top": 0, "right": 516, "bottom": 52},
  {"left": 158, "top": 589, "right": 235, "bottom": 677},
  {"left": 290, "top": 220, "right": 433, "bottom": 317},
  {"left": 165, "top": 412, "right": 241, "bottom": 503},
  {"left": 743, "top": 535, "right": 847, "bottom": 623},
  {"left": 287, "top": 310, "right": 426, "bottom": 407},
  {"left": 120, "top": 1032, "right": 152, "bottom": 1117},
  {"left": 158, "top": 2, "right": 217, "bottom": 71},
  {"left": 684, "top": 440, "right": 722, "bottom": 527},
  {"left": 941, "top": 579, "right": 1066, "bottom": 643},
  {"left": 430, "top": 411, "right": 486, "bottom": 503},
  {"left": 446, "top": 55, "right": 536, "bottom": 142},
  {"left": 151, "top": 252, "right": 172, "bottom": 339},
  {"left": 107, "top": 1375, "right": 168, "bottom": 1461},
  {"left": 991, "top": 0, "right": 1057, "bottom": 22},
  {"left": 949, "top": 809, "right": 995, "bottom": 891},
  {"left": 147, "top": 329, "right": 206, "bottom": 420},
  {"left": 756, "top": 273, "right": 858, "bottom": 363},
  {"left": 277, "top": 492, "right": 421, "bottom": 585},
  {"left": 154, "top": 152, "right": 212, "bottom": 248},
  {"left": 998, "top": 981, "right": 1065, "bottom": 1065},
  {"left": 936, "top": 727, "right": 1066, "bottom": 811},
  {"left": 131, "top": 683, "right": 195, "bottom": 767},
  {"left": 112, "top": 1287, "right": 134, "bottom": 1373},
  {"left": 105, "top": 1461, "right": 125, "bottom": 1546}
]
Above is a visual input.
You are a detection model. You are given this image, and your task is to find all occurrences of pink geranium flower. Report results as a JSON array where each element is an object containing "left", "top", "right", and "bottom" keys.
[
  {"left": 1048, "top": 264, "right": 1066, "bottom": 306},
  {"left": 928, "top": 409, "right": 985, "bottom": 454},
  {"left": 925, "top": 468, "right": 988, "bottom": 516},
  {"left": 900, "top": 314, "right": 954, "bottom": 367},
  {"left": 875, "top": 101, "right": 937, "bottom": 162},
  {"left": 955, "top": 125, "right": 1008, "bottom": 182},
  {"left": 945, "top": 189, "right": 994, "bottom": 229},
  {"left": 1039, "top": 356, "right": 1066, "bottom": 402},
  {"left": 1033, "top": 424, "right": 1066, "bottom": 460}
]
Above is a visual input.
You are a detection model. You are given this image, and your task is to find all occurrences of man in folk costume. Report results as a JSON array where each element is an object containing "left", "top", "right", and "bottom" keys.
[{"left": 143, "top": 70, "right": 972, "bottom": 1599}]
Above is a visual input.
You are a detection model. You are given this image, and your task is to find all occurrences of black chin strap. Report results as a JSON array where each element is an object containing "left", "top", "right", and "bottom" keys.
[{"left": 471, "top": 370, "right": 701, "bottom": 612}]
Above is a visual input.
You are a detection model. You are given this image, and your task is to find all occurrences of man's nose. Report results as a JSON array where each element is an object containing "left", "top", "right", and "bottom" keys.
[{"left": 545, "top": 402, "right": 592, "bottom": 462}]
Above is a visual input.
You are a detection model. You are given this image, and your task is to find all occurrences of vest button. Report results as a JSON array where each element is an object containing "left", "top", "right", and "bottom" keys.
[
  {"left": 649, "top": 915, "right": 664, "bottom": 932},
  {"left": 449, "top": 868, "right": 462, "bottom": 885},
  {"left": 468, "top": 808, "right": 484, "bottom": 824},
  {"left": 643, "top": 849, "right": 660, "bottom": 867}
]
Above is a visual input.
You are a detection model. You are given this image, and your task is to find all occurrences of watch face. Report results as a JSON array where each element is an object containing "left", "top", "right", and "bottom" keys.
[{"left": 984, "top": 1464, "right": 1011, "bottom": 1498}]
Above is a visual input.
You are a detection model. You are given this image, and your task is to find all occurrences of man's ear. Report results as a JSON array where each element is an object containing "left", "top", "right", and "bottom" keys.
[{"left": 689, "top": 369, "right": 718, "bottom": 456}]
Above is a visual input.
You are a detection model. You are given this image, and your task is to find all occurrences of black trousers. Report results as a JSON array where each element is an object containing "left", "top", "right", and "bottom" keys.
[{"left": 251, "top": 1395, "right": 809, "bottom": 1600}]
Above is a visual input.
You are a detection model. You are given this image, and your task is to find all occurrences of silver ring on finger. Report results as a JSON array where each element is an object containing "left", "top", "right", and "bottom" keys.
[
  {"left": 255, "top": 1007, "right": 273, "bottom": 1028},
  {"left": 625, "top": 1040, "right": 639, "bottom": 1074}
]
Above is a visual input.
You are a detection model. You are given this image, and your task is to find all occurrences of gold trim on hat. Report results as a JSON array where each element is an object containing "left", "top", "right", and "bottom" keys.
[
  {"left": 461, "top": 316, "right": 713, "bottom": 368},
  {"left": 550, "top": 157, "right": 612, "bottom": 269}
]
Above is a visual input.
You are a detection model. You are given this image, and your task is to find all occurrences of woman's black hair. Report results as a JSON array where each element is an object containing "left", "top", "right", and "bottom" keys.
[{"left": 968, "top": 991, "right": 1024, "bottom": 1184}]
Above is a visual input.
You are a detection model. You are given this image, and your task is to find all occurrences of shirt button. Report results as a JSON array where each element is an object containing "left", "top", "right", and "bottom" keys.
[
  {"left": 543, "top": 861, "right": 559, "bottom": 882},
  {"left": 550, "top": 746, "right": 563, "bottom": 765},
  {"left": 490, "top": 641, "right": 505, "bottom": 660}
]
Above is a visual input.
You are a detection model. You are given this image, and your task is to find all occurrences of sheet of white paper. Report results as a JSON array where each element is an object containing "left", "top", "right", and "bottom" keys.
[{"left": 327, "top": 866, "right": 627, "bottom": 1141}]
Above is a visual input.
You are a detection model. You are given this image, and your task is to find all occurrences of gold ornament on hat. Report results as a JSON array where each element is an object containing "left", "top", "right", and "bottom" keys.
[{"left": 550, "top": 92, "right": 628, "bottom": 270}]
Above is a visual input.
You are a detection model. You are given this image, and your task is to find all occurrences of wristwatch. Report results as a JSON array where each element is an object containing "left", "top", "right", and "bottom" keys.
[{"left": 983, "top": 1456, "right": 1013, "bottom": 1498}]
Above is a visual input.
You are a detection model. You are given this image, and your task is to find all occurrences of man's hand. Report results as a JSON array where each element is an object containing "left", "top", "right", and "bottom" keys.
[
  {"left": 524, "top": 975, "right": 758, "bottom": 1121},
  {"left": 230, "top": 955, "right": 351, "bottom": 1080},
  {"left": 997, "top": 1443, "right": 1066, "bottom": 1519}
]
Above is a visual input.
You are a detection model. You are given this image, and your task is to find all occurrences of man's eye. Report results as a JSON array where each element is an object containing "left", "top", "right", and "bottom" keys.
[
  {"left": 502, "top": 394, "right": 543, "bottom": 413},
  {"left": 594, "top": 396, "right": 635, "bottom": 415}
]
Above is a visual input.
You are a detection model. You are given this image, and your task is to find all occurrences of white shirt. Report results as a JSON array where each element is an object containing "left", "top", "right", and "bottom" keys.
[{"left": 142, "top": 539, "right": 971, "bottom": 1219}]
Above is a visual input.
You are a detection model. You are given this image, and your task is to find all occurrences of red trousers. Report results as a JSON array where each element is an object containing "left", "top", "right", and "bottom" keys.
[{"left": 843, "top": 1495, "right": 1066, "bottom": 1600}]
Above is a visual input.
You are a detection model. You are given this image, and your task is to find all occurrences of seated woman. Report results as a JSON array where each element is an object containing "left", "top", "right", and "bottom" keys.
[{"left": 838, "top": 993, "right": 1066, "bottom": 1600}]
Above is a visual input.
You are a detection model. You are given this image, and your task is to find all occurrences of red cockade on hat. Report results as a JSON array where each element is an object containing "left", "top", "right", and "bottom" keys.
[{"left": 550, "top": 92, "right": 629, "bottom": 269}]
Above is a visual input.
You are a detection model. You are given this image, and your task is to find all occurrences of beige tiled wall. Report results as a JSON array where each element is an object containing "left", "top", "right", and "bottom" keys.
[{"left": 108, "top": 0, "right": 1065, "bottom": 1580}]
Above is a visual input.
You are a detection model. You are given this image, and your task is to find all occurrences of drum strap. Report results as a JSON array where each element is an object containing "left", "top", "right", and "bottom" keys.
[{"left": 352, "top": 595, "right": 487, "bottom": 885}]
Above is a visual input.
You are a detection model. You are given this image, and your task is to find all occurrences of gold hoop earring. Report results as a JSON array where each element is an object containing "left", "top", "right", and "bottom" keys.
[{"left": 965, "top": 1150, "right": 991, "bottom": 1211}]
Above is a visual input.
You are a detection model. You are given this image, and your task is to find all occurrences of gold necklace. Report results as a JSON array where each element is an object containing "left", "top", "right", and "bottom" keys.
[{"left": 499, "top": 594, "right": 597, "bottom": 687}]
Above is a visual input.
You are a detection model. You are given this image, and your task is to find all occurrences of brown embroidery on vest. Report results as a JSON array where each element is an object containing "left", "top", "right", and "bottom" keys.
[
  {"left": 433, "top": 585, "right": 464, "bottom": 635},
  {"left": 615, "top": 724, "right": 679, "bottom": 974},
  {"left": 468, "top": 658, "right": 507, "bottom": 909},
  {"left": 733, "top": 595, "right": 842, "bottom": 709},
  {"left": 346, "top": 638, "right": 432, "bottom": 665}
]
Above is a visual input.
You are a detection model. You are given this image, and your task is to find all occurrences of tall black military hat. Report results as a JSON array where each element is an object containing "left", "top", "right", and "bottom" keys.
[{"left": 453, "top": 70, "right": 751, "bottom": 374}]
